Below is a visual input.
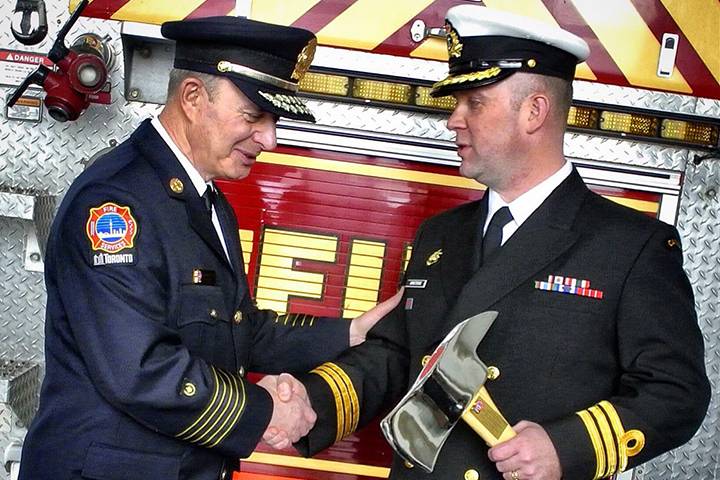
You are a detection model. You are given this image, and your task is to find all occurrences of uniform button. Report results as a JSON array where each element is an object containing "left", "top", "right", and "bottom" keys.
[
  {"left": 182, "top": 381, "right": 196, "bottom": 397},
  {"left": 464, "top": 469, "right": 479, "bottom": 480},
  {"left": 209, "top": 309, "right": 218, "bottom": 318},
  {"left": 421, "top": 355, "right": 431, "bottom": 366},
  {"left": 404, "top": 460, "right": 414, "bottom": 469},
  {"left": 237, "top": 366, "right": 245, "bottom": 377},
  {"left": 233, "top": 311, "right": 243, "bottom": 324},
  {"left": 487, "top": 366, "right": 500, "bottom": 380}
]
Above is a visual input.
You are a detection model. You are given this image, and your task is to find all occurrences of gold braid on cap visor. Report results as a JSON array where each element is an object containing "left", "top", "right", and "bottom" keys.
[
  {"left": 217, "top": 61, "right": 298, "bottom": 92},
  {"left": 432, "top": 66, "right": 503, "bottom": 90}
]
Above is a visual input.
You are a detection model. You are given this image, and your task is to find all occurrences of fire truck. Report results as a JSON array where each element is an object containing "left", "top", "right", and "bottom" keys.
[{"left": 0, "top": 1, "right": 717, "bottom": 479}]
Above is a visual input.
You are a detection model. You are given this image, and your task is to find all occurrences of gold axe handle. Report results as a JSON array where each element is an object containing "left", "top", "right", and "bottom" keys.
[{"left": 461, "top": 385, "right": 516, "bottom": 446}]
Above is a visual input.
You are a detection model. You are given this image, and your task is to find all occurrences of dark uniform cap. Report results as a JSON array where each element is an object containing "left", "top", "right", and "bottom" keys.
[
  {"left": 161, "top": 16, "right": 317, "bottom": 122},
  {"left": 431, "top": 5, "right": 590, "bottom": 97}
]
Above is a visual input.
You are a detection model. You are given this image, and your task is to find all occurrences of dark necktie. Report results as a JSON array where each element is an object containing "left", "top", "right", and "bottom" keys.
[
  {"left": 482, "top": 206, "right": 513, "bottom": 263},
  {"left": 202, "top": 185, "right": 216, "bottom": 217}
]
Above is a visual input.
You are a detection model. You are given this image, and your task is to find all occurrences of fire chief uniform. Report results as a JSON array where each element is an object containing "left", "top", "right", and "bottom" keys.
[
  {"left": 19, "top": 121, "right": 350, "bottom": 479},
  {"left": 298, "top": 166, "right": 709, "bottom": 479},
  {"left": 296, "top": 7, "right": 709, "bottom": 479}
]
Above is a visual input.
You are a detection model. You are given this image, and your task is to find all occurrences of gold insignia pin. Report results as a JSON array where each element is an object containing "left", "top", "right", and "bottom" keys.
[
  {"left": 292, "top": 38, "right": 317, "bottom": 81},
  {"left": 666, "top": 238, "right": 679, "bottom": 249},
  {"left": 446, "top": 23, "right": 463, "bottom": 58},
  {"left": 169, "top": 177, "right": 184, "bottom": 194},
  {"left": 426, "top": 249, "right": 443, "bottom": 266}
]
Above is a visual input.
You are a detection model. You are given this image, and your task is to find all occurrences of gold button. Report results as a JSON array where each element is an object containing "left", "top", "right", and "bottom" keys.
[
  {"left": 233, "top": 311, "right": 243, "bottom": 323},
  {"left": 169, "top": 177, "right": 184, "bottom": 194},
  {"left": 421, "top": 355, "right": 431, "bottom": 366},
  {"left": 238, "top": 366, "right": 245, "bottom": 377},
  {"left": 182, "top": 381, "right": 196, "bottom": 397},
  {"left": 464, "top": 469, "right": 479, "bottom": 480},
  {"left": 209, "top": 309, "right": 218, "bottom": 318},
  {"left": 527, "top": 58, "right": 537, "bottom": 68},
  {"left": 404, "top": 460, "right": 414, "bottom": 469},
  {"left": 487, "top": 366, "right": 500, "bottom": 380}
]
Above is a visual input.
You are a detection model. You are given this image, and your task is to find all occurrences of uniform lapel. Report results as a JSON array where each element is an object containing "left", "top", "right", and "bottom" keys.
[
  {"left": 131, "top": 120, "right": 230, "bottom": 268},
  {"left": 440, "top": 169, "right": 590, "bottom": 339},
  {"left": 214, "top": 188, "right": 249, "bottom": 300},
  {"left": 440, "top": 197, "right": 486, "bottom": 303}
]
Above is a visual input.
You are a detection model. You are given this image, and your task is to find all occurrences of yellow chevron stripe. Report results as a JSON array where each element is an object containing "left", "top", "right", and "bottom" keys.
[
  {"left": 317, "top": 0, "right": 435, "bottom": 50},
  {"left": 571, "top": 0, "right": 691, "bottom": 93},
  {"left": 410, "top": 38, "right": 448, "bottom": 61},
  {"left": 604, "top": 196, "right": 658, "bottom": 214},
  {"left": 660, "top": 0, "right": 720, "bottom": 84},
  {"left": 112, "top": 0, "right": 208, "bottom": 24},
  {"left": 250, "top": 0, "right": 321, "bottom": 26},
  {"left": 482, "top": 0, "right": 596, "bottom": 81}
]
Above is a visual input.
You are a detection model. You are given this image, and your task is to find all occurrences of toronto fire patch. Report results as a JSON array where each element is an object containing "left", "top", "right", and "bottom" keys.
[{"left": 86, "top": 202, "right": 138, "bottom": 266}]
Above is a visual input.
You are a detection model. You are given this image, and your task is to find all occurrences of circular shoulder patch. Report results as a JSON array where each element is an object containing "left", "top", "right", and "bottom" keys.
[{"left": 86, "top": 202, "right": 138, "bottom": 253}]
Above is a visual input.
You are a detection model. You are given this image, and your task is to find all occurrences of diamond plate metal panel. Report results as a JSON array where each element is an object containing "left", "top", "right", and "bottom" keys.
[{"left": 0, "top": 360, "right": 39, "bottom": 428}]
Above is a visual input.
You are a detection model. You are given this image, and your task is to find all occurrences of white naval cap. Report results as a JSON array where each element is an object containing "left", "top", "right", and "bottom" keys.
[{"left": 431, "top": 5, "right": 590, "bottom": 97}]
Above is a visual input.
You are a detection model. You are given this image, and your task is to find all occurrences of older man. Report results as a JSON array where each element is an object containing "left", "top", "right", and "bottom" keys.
[
  {"left": 284, "top": 6, "right": 709, "bottom": 480},
  {"left": 19, "top": 16, "right": 399, "bottom": 480}
]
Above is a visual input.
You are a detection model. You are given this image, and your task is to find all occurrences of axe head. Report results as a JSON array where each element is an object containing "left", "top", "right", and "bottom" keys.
[{"left": 380, "top": 311, "right": 498, "bottom": 472}]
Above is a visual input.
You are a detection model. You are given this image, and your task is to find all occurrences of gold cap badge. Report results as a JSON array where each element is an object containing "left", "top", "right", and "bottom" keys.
[
  {"left": 426, "top": 249, "right": 443, "bottom": 266},
  {"left": 291, "top": 38, "right": 317, "bottom": 81},
  {"left": 446, "top": 23, "right": 463, "bottom": 58},
  {"left": 169, "top": 178, "right": 184, "bottom": 194}
]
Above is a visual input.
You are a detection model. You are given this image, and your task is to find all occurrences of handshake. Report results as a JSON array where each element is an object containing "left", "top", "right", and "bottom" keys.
[{"left": 257, "top": 373, "right": 316, "bottom": 450}]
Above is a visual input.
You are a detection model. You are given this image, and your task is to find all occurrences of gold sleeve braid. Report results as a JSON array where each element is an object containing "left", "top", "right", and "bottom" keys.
[
  {"left": 276, "top": 313, "right": 316, "bottom": 327},
  {"left": 310, "top": 362, "right": 359, "bottom": 442},
  {"left": 176, "top": 366, "right": 247, "bottom": 448},
  {"left": 576, "top": 401, "right": 646, "bottom": 479}
]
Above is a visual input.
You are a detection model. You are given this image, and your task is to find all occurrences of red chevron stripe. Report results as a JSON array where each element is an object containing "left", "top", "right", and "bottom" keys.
[
  {"left": 371, "top": 0, "right": 463, "bottom": 57},
  {"left": 540, "top": 0, "right": 628, "bottom": 87},
  {"left": 291, "top": 0, "right": 358, "bottom": 33},
  {"left": 186, "top": 0, "right": 235, "bottom": 19},
  {"left": 81, "top": 0, "right": 131, "bottom": 19},
  {"left": 630, "top": 0, "right": 719, "bottom": 99}
]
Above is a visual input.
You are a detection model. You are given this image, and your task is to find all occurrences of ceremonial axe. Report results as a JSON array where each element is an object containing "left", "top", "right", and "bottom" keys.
[{"left": 380, "top": 311, "right": 515, "bottom": 472}]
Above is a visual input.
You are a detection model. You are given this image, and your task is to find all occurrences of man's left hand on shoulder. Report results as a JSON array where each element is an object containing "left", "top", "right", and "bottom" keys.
[{"left": 489, "top": 421, "right": 562, "bottom": 480}]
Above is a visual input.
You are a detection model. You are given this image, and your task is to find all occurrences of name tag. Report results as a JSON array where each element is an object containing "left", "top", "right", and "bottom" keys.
[{"left": 405, "top": 279, "right": 427, "bottom": 289}]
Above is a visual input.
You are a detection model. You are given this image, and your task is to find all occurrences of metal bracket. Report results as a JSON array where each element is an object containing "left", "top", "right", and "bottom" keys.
[
  {"left": 0, "top": 190, "right": 56, "bottom": 273},
  {"left": 410, "top": 19, "right": 446, "bottom": 43}
]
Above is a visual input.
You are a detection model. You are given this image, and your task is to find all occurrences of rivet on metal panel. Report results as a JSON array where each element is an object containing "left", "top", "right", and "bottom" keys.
[
  {"left": 706, "top": 188, "right": 716, "bottom": 200},
  {"left": 129, "top": 88, "right": 140, "bottom": 100}
]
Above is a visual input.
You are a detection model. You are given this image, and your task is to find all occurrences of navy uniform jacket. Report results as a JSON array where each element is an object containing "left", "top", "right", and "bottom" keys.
[
  {"left": 298, "top": 169, "right": 710, "bottom": 480},
  {"left": 19, "top": 120, "right": 349, "bottom": 480}
]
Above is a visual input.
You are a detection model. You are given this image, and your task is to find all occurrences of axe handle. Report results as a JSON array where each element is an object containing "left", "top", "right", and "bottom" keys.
[{"left": 461, "top": 385, "right": 516, "bottom": 446}]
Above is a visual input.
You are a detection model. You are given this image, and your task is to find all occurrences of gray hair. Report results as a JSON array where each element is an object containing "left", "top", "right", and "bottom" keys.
[{"left": 166, "top": 68, "right": 222, "bottom": 101}]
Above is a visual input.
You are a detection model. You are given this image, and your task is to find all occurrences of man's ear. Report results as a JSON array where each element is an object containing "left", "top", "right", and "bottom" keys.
[
  {"left": 524, "top": 92, "right": 551, "bottom": 134},
  {"left": 178, "top": 77, "right": 206, "bottom": 121}
]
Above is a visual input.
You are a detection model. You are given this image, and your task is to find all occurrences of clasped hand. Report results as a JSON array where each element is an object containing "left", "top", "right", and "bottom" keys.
[{"left": 257, "top": 373, "right": 315, "bottom": 450}]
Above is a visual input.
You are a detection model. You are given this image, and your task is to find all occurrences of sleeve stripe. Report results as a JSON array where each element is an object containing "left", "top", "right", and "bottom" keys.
[
  {"left": 311, "top": 366, "right": 347, "bottom": 443},
  {"left": 276, "top": 313, "right": 317, "bottom": 327},
  {"left": 325, "top": 363, "right": 359, "bottom": 434},
  {"left": 177, "top": 366, "right": 221, "bottom": 438},
  {"left": 578, "top": 401, "right": 646, "bottom": 479},
  {"left": 205, "top": 371, "right": 247, "bottom": 448},
  {"left": 311, "top": 362, "right": 359, "bottom": 442},
  {"left": 177, "top": 366, "right": 246, "bottom": 447},
  {"left": 589, "top": 405, "right": 617, "bottom": 477},
  {"left": 181, "top": 369, "right": 229, "bottom": 443},
  {"left": 315, "top": 364, "right": 353, "bottom": 440},
  {"left": 577, "top": 409, "right": 606, "bottom": 480}
]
